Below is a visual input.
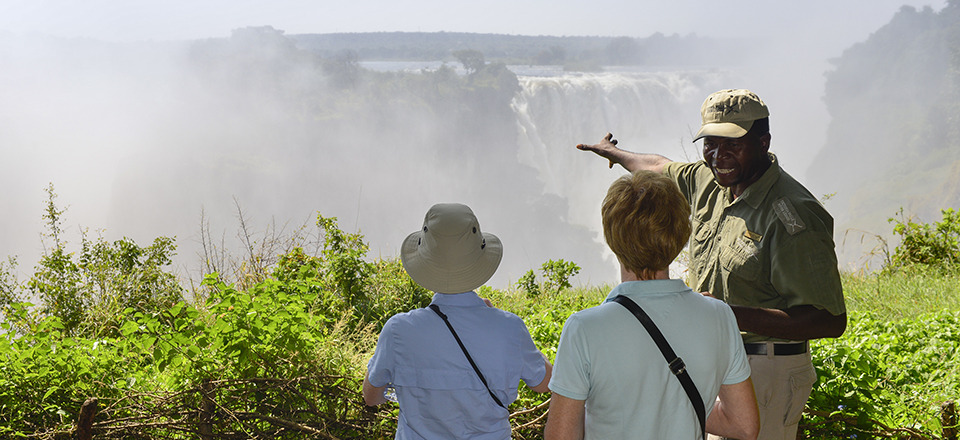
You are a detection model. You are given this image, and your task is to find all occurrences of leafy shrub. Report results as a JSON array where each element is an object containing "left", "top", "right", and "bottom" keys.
[
  {"left": 516, "top": 259, "right": 581, "bottom": 298},
  {"left": 270, "top": 215, "right": 431, "bottom": 333},
  {"left": 25, "top": 185, "right": 183, "bottom": 338},
  {"left": 540, "top": 259, "right": 580, "bottom": 295},
  {"left": 886, "top": 207, "right": 960, "bottom": 273},
  {"left": 0, "top": 205, "right": 417, "bottom": 438},
  {"left": 517, "top": 270, "right": 540, "bottom": 297},
  {"left": 805, "top": 311, "right": 960, "bottom": 438}
]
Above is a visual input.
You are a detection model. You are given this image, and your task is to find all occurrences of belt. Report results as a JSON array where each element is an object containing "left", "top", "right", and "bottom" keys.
[{"left": 744, "top": 341, "right": 808, "bottom": 356}]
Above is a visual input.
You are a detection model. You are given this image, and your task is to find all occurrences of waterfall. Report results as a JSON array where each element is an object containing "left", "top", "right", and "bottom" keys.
[{"left": 511, "top": 70, "right": 735, "bottom": 240}]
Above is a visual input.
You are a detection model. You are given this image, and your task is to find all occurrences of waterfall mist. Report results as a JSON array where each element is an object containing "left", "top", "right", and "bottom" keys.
[
  {"left": 0, "top": 31, "right": 748, "bottom": 290},
  {"left": 0, "top": 22, "right": 886, "bottom": 290}
]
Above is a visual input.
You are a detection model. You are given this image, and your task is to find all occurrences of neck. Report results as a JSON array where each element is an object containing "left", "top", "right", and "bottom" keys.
[
  {"left": 620, "top": 265, "right": 669, "bottom": 282},
  {"left": 731, "top": 153, "right": 773, "bottom": 198}
]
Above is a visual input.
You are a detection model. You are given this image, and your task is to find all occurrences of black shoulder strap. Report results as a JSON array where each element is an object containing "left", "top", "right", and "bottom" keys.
[
  {"left": 428, "top": 304, "right": 506, "bottom": 409},
  {"left": 612, "top": 295, "right": 706, "bottom": 439}
]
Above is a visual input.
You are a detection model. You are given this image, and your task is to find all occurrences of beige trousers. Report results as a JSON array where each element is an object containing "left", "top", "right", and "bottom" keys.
[{"left": 709, "top": 344, "right": 816, "bottom": 440}]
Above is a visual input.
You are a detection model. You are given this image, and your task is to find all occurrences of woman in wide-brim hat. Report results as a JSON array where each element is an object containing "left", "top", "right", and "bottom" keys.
[{"left": 362, "top": 203, "right": 552, "bottom": 439}]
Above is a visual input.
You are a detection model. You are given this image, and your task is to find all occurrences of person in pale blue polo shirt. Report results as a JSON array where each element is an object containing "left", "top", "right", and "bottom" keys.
[
  {"left": 363, "top": 203, "right": 553, "bottom": 439},
  {"left": 544, "top": 171, "right": 759, "bottom": 440}
]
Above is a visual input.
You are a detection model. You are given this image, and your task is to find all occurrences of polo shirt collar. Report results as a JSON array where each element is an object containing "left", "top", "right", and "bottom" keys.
[
  {"left": 429, "top": 291, "right": 486, "bottom": 307},
  {"left": 602, "top": 279, "right": 690, "bottom": 303},
  {"left": 737, "top": 152, "right": 781, "bottom": 210}
]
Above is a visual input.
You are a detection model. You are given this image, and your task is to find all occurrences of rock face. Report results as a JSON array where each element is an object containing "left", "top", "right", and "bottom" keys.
[{"left": 805, "top": 4, "right": 960, "bottom": 269}]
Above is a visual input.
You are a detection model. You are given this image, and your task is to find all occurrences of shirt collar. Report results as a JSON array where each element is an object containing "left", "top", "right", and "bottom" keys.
[
  {"left": 736, "top": 152, "right": 781, "bottom": 210},
  {"left": 429, "top": 291, "right": 486, "bottom": 307},
  {"left": 602, "top": 279, "right": 690, "bottom": 303}
]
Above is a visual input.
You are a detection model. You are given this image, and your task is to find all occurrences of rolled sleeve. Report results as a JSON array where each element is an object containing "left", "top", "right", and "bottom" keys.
[
  {"left": 366, "top": 318, "right": 397, "bottom": 388},
  {"left": 518, "top": 322, "right": 547, "bottom": 388},
  {"left": 771, "top": 230, "right": 846, "bottom": 316}
]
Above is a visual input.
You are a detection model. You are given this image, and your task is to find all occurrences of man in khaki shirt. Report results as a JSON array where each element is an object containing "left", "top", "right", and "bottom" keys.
[{"left": 577, "top": 89, "right": 846, "bottom": 439}]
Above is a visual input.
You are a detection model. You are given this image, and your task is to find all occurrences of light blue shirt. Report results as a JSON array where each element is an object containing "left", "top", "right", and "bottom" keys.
[
  {"left": 549, "top": 280, "right": 750, "bottom": 440},
  {"left": 367, "top": 292, "right": 546, "bottom": 439}
]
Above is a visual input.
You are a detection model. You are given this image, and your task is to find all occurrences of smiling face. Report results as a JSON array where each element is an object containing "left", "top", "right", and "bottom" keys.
[{"left": 702, "top": 132, "right": 772, "bottom": 198}]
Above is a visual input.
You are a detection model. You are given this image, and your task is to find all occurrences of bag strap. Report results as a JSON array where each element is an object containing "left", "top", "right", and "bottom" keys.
[
  {"left": 612, "top": 295, "right": 706, "bottom": 439},
  {"left": 428, "top": 304, "right": 506, "bottom": 409}
]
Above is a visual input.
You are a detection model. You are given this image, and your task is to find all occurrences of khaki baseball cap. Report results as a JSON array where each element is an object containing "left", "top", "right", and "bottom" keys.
[{"left": 692, "top": 89, "right": 769, "bottom": 142}]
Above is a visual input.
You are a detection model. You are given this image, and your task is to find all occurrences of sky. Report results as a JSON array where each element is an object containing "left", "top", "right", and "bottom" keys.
[{"left": 0, "top": 0, "right": 947, "bottom": 52}]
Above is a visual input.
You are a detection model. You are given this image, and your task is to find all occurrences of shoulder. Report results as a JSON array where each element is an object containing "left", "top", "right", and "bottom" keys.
[
  {"left": 663, "top": 160, "right": 711, "bottom": 179},
  {"left": 766, "top": 170, "right": 833, "bottom": 236},
  {"left": 382, "top": 307, "right": 433, "bottom": 332},
  {"left": 679, "top": 290, "right": 738, "bottom": 321},
  {"left": 490, "top": 307, "right": 530, "bottom": 329},
  {"left": 561, "top": 303, "right": 614, "bottom": 331}
]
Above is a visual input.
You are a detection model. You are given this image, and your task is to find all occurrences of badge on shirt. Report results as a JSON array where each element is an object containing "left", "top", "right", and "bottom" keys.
[
  {"left": 773, "top": 197, "right": 806, "bottom": 235},
  {"left": 744, "top": 230, "right": 762, "bottom": 242}
]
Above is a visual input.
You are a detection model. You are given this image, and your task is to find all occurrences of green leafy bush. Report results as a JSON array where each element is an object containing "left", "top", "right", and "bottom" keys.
[
  {"left": 24, "top": 185, "right": 184, "bottom": 338},
  {"left": 517, "top": 270, "right": 540, "bottom": 298},
  {"left": 805, "top": 311, "right": 960, "bottom": 438},
  {"left": 516, "top": 259, "right": 581, "bottom": 298},
  {"left": 0, "top": 206, "right": 432, "bottom": 438},
  {"left": 6, "top": 190, "right": 960, "bottom": 439},
  {"left": 886, "top": 207, "right": 960, "bottom": 273}
]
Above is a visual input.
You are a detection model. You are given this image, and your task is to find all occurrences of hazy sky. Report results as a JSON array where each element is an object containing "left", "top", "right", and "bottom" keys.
[{"left": 0, "top": 1, "right": 947, "bottom": 55}]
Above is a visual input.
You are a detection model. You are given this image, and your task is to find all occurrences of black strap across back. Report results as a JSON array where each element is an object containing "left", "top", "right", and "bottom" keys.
[
  {"left": 612, "top": 294, "right": 706, "bottom": 439},
  {"left": 428, "top": 304, "right": 506, "bottom": 409}
]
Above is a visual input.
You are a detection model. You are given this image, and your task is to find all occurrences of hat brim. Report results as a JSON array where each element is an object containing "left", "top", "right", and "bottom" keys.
[
  {"left": 692, "top": 120, "right": 755, "bottom": 142},
  {"left": 400, "top": 231, "right": 503, "bottom": 294}
]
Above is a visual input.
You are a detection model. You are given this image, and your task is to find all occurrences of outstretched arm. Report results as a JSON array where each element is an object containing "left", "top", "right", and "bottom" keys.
[
  {"left": 575, "top": 133, "right": 672, "bottom": 173},
  {"left": 706, "top": 378, "right": 760, "bottom": 440}
]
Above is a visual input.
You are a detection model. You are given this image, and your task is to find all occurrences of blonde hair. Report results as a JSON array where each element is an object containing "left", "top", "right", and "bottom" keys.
[{"left": 601, "top": 171, "right": 691, "bottom": 278}]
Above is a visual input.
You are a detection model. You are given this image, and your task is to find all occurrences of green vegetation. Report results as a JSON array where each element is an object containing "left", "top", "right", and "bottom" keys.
[
  {"left": 3, "top": 192, "right": 960, "bottom": 438},
  {"left": 0, "top": 193, "right": 430, "bottom": 439},
  {"left": 887, "top": 208, "right": 960, "bottom": 273},
  {"left": 803, "top": 206, "right": 960, "bottom": 438},
  {"left": 517, "top": 259, "right": 582, "bottom": 298},
  {"left": 807, "top": 310, "right": 960, "bottom": 438}
]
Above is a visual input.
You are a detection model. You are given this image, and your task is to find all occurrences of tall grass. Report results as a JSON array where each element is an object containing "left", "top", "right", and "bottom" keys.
[{"left": 842, "top": 268, "right": 960, "bottom": 318}]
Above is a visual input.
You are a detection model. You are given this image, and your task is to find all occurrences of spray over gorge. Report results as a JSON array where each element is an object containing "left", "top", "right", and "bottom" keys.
[{"left": 1, "top": 28, "right": 740, "bottom": 288}]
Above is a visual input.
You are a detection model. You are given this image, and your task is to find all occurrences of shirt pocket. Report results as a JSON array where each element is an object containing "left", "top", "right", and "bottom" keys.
[
  {"left": 719, "top": 235, "right": 761, "bottom": 281},
  {"left": 690, "top": 219, "right": 713, "bottom": 273}
]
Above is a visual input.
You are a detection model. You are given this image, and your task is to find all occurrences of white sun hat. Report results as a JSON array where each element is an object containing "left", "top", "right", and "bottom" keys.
[{"left": 400, "top": 203, "right": 503, "bottom": 294}]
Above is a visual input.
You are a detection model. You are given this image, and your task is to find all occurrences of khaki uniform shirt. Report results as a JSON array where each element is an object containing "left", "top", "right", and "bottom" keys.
[{"left": 663, "top": 154, "right": 846, "bottom": 343}]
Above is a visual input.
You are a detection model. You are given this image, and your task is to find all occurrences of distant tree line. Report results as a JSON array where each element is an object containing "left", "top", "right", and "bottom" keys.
[{"left": 290, "top": 30, "right": 749, "bottom": 68}]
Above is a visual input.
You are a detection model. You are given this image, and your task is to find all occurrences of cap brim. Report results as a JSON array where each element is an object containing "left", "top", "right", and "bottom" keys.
[
  {"left": 692, "top": 120, "right": 754, "bottom": 142},
  {"left": 400, "top": 231, "right": 503, "bottom": 294}
]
